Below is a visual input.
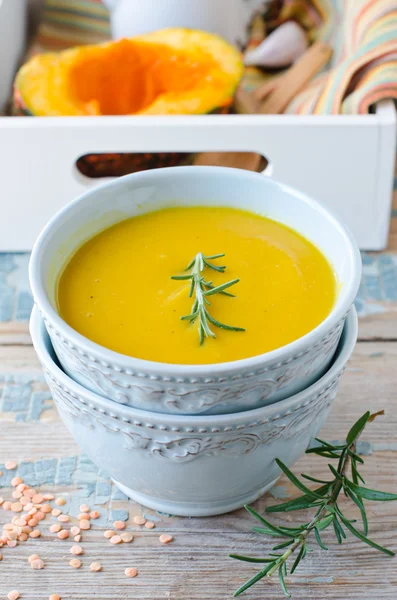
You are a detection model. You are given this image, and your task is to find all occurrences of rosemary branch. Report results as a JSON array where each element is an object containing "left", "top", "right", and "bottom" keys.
[
  {"left": 171, "top": 253, "right": 245, "bottom": 345},
  {"left": 230, "top": 410, "right": 397, "bottom": 597}
]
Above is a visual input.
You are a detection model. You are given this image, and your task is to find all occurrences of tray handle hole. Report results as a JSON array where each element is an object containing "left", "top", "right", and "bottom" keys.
[{"left": 75, "top": 152, "right": 269, "bottom": 179}]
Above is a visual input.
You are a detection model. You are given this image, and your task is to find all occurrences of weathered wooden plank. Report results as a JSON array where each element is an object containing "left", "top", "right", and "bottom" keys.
[{"left": 0, "top": 341, "right": 396, "bottom": 598}]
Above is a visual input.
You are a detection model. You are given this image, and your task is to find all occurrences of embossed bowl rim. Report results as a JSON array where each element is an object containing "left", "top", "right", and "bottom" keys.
[
  {"left": 30, "top": 305, "right": 358, "bottom": 427},
  {"left": 30, "top": 166, "right": 362, "bottom": 377}
]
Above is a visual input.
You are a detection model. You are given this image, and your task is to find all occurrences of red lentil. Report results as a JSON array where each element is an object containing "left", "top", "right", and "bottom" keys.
[
  {"left": 32, "top": 494, "right": 43, "bottom": 504},
  {"left": 11, "top": 477, "right": 23, "bottom": 487},
  {"left": 31, "top": 558, "right": 45, "bottom": 570},
  {"left": 28, "top": 554, "right": 40, "bottom": 563},
  {"left": 77, "top": 513, "right": 90, "bottom": 521},
  {"left": 69, "top": 558, "right": 81, "bottom": 569},
  {"left": 125, "top": 568, "right": 138, "bottom": 578},
  {"left": 57, "top": 530, "right": 69, "bottom": 540},
  {"left": 159, "top": 534, "right": 173, "bottom": 544},
  {"left": 104, "top": 530, "right": 114, "bottom": 539},
  {"left": 90, "top": 562, "right": 102, "bottom": 572},
  {"left": 29, "top": 530, "right": 41, "bottom": 538},
  {"left": 110, "top": 535, "right": 122, "bottom": 545},
  {"left": 58, "top": 515, "right": 69, "bottom": 523}
]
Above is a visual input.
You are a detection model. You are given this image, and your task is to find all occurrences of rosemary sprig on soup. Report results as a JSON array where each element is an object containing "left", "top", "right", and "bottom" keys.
[
  {"left": 171, "top": 252, "right": 245, "bottom": 345},
  {"left": 57, "top": 206, "right": 337, "bottom": 364}
]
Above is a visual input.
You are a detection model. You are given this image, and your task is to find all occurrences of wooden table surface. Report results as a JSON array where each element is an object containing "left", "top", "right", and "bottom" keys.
[{"left": 0, "top": 173, "right": 397, "bottom": 600}]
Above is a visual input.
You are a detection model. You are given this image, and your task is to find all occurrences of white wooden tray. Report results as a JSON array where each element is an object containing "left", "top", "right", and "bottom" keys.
[{"left": 1, "top": 99, "right": 395, "bottom": 251}]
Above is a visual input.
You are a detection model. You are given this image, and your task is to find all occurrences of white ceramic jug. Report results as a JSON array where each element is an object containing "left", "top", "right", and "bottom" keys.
[{"left": 102, "top": 0, "right": 266, "bottom": 46}]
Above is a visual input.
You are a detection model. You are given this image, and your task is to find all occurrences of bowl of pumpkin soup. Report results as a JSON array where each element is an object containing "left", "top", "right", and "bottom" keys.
[{"left": 29, "top": 166, "right": 361, "bottom": 415}]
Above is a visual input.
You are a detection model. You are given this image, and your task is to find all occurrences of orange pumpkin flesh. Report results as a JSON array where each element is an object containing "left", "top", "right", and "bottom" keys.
[
  {"left": 69, "top": 39, "right": 217, "bottom": 115},
  {"left": 14, "top": 29, "right": 244, "bottom": 117}
]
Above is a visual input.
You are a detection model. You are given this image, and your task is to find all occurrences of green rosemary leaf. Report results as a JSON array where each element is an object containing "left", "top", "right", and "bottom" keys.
[
  {"left": 199, "top": 323, "right": 204, "bottom": 346},
  {"left": 203, "top": 278, "right": 240, "bottom": 296},
  {"left": 340, "top": 515, "right": 395, "bottom": 556},
  {"left": 266, "top": 498, "right": 319, "bottom": 513},
  {"left": 205, "top": 310, "right": 246, "bottom": 333},
  {"left": 202, "top": 258, "right": 226, "bottom": 272},
  {"left": 306, "top": 448, "right": 341, "bottom": 459},
  {"left": 204, "top": 253, "right": 226, "bottom": 260},
  {"left": 170, "top": 274, "right": 193, "bottom": 280},
  {"left": 278, "top": 525, "right": 308, "bottom": 535},
  {"left": 346, "top": 412, "right": 371, "bottom": 446},
  {"left": 316, "top": 514, "right": 335, "bottom": 531},
  {"left": 348, "top": 450, "right": 365, "bottom": 464},
  {"left": 279, "top": 566, "right": 291, "bottom": 598},
  {"left": 328, "top": 463, "right": 344, "bottom": 481},
  {"left": 332, "top": 517, "right": 346, "bottom": 543},
  {"left": 301, "top": 474, "right": 332, "bottom": 485},
  {"left": 205, "top": 281, "right": 235, "bottom": 297},
  {"left": 253, "top": 523, "right": 304, "bottom": 537},
  {"left": 314, "top": 527, "right": 328, "bottom": 550},
  {"left": 189, "top": 277, "right": 196, "bottom": 298},
  {"left": 332, "top": 518, "right": 342, "bottom": 544},
  {"left": 337, "top": 448, "right": 348, "bottom": 473},
  {"left": 252, "top": 527, "right": 282, "bottom": 537},
  {"left": 344, "top": 486, "right": 369, "bottom": 535},
  {"left": 314, "top": 438, "right": 345, "bottom": 450},
  {"left": 290, "top": 544, "right": 305, "bottom": 574},
  {"left": 229, "top": 555, "right": 274, "bottom": 564},
  {"left": 245, "top": 506, "right": 292, "bottom": 538},
  {"left": 351, "top": 459, "right": 365, "bottom": 485},
  {"left": 266, "top": 490, "right": 325, "bottom": 513},
  {"left": 272, "top": 539, "right": 295, "bottom": 551},
  {"left": 348, "top": 483, "right": 397, "bottom": 502},
  {"left": 275, "top": 460, "right": 323, "bottom": 499},
  {"left": 351, "top": 458, "right": 359, "bottom": 485},
  {"left": 233, "top": 565, "right": 273, "bottom": 597}
]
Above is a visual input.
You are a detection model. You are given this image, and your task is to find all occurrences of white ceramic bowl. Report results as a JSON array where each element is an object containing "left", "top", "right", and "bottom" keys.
[
  {"left": 30, "top": 305, "right": 358, "bottom": 517},
  {"left": 29, "top": 166, "right": 361, "bottom": 415}
]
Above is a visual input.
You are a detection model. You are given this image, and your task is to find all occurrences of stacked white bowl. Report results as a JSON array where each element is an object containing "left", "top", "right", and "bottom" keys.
[{"left": 29, "top": 167, "right": 361, "bottom": 516}]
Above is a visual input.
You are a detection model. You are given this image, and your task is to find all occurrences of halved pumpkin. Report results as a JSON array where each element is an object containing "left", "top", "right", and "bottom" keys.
[{"left": 14, "top": 29, "right": 243, "bottom": 116}]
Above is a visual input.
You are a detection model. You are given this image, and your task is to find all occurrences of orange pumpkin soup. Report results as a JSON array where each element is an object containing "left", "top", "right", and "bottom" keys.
[{"left": 57, "top": 206, "right": 336, "bottom": 364}]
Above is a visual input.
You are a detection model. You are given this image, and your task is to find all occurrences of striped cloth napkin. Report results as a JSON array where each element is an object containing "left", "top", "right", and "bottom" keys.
[
  {"left": 30, "top": 0, "right": 110, "bottom": 52},
  {"left": 286, "top": 0, "right": 397, "bottom": 114},
  {"left": 30, "top": 0, "right": 397, "bottom": 114}
]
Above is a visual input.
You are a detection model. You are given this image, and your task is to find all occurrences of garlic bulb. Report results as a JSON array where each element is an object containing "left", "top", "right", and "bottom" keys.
[{"left": 244, "top": 21, "right": 308, "bottom": 68}]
